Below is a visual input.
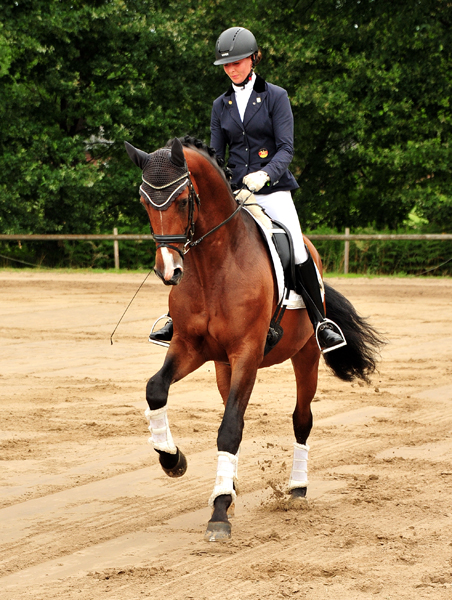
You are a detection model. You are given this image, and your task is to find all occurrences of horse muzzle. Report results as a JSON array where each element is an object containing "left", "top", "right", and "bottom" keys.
[
  {"left": 154, "top": 246, "right": 184, "bottom": 285},
  {"left": 154, "top": 266, "right": 184, "bottom": 286}
]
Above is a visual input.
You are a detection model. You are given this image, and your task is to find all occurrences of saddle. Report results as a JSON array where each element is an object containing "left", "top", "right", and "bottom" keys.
[
  {"left": 239, "top": 192, "right": 296, "bottom": 296},
  {"left": 239, "top": 196, "right": 298, "bottom": 356},
  {"left": 269, "top": 219, "right": 296, "bottom": 294}
]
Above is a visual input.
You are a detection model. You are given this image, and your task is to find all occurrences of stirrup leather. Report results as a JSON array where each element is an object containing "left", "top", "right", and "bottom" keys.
[
  {"left": 148, "top": 314, "right": 172, "bottom": 348},
  {"left": 315, "top": 318, "right": 347, "bottom": 354}
]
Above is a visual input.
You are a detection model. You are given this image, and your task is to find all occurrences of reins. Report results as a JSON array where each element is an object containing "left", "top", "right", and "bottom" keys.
[
  {"left": 186, "top": 189, "right": 251, "bottom": 251},
  {"left": 146, "top": 162, "right": 253, "bottom": 256}
]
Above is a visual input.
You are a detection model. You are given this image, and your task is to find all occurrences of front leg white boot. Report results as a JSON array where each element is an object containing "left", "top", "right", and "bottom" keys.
[
  {"left": 208, "top": 450, "right": 239, "bottom": 508},
  {"left": 144, "top": 406, "right": 177, "bottom": 454}
]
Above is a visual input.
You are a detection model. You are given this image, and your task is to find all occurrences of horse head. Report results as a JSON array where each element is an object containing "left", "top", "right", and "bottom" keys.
[{"left": 125, "top": 138, "right": 199, "bottom": 285}]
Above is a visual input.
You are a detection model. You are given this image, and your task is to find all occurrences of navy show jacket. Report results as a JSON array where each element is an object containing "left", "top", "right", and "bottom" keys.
[{"left": 210, "top": 74, "right": 299, "bottom": 194}]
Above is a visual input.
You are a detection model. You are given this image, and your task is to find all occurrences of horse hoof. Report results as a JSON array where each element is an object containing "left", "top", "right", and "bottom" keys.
[
  {"left": 204, "top": 521, "right": 231, "bottom": 542},
  {"left": 288, "top": 487, "right": 308, "bottom": 509},
  {"left": 290, "top": 487, "right": 307, "bottom": 498},
  {"left": 158, "top": 448, "right": 187, "bottom": 478}
]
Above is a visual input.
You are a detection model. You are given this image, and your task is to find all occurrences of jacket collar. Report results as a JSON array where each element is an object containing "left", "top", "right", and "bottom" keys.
[
  {"left": 222, "top": 74, "right": 268, "bottom": 128},
  {"left": 224, "top": 73, "right": 267, "bottom": 97}
]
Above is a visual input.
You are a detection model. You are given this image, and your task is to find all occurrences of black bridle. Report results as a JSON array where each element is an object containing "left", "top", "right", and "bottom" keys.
[
  {"left": 143, "top": 171, "right": 249, "bottom": 260},
  {"left": 142, "top": 173, "right": 200, "bottom": 260}
]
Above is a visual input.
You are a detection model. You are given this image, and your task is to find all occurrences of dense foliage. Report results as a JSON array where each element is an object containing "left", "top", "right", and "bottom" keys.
[
  {"left": 269, "top": 0, "right": 452, "bottom": 230},
  {"left": 0, "top": 0, "right": 451, "bottom": 269}
]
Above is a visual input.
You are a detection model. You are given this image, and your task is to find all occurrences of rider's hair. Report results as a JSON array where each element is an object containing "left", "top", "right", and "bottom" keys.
[{"left": 252, "top": 49, "right": 262, "bottom": 68}]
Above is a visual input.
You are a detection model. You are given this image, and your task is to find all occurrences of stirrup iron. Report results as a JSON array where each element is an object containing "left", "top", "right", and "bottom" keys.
[
  {"left": 148, "top": 314, "right": 171, "bottom": 348},
  {"left": 315, "top": 318, "right": 347, "bottom": 354}
]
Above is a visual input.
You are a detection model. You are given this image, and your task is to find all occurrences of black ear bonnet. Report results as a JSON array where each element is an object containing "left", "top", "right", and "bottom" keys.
[{"left": 124, "top": 138, "right": 189, "bottom": 210}]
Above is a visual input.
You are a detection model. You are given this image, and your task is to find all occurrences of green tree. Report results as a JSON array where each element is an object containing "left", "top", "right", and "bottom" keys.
[
  {"left": 254, "top": 0, "right": 452, "bottom": 230},
  {"left": 1, "top": 0, "right": 451, "bottom": 264},
  {"left": 0, "top": 0, "right": 214, "bottom": 238}
]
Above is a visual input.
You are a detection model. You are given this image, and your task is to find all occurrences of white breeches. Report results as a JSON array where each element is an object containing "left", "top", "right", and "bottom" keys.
[
  {"left": 288, "top": 442, "right": 309, "bottom": 490},
  {"left": 254, "top": 191, "right": 308, "bottom": 264},
  {"left": 144, "top": 406, "right": 177, "bottom": 454}
]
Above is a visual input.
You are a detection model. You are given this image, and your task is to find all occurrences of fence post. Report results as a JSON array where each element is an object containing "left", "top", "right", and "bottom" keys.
[
  {"left": 344, "top": 227, "right": 350, "bottom": 274},
  {"left": 113, "top": 227, "right": 119, "bottom": 269}
]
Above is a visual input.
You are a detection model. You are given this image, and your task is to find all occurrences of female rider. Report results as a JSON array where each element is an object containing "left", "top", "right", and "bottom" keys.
[{"left": 150, "top": 27, "right": 346, "bottom": 354}]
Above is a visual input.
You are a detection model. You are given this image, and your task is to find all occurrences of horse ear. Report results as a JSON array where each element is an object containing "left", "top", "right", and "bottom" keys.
[
  {"left": 170, "top": 137, "right": 186, "bottom": 168},
  {"left": 124, "top": 141, "right": 149, "bottom": 170}
]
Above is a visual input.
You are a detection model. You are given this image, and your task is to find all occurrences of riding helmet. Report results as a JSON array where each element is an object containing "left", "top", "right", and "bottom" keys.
[{"left": 214, "top": 27, "right": 258, "bottom": 65}]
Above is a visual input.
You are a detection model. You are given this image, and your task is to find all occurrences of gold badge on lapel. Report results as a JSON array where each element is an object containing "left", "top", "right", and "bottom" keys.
[{"left": 258, "top": 148, "right": 269, "bottom": 159}]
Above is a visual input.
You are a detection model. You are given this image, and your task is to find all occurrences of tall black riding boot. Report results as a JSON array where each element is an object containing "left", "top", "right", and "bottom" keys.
[
  {"left": 295, "top": 254, "right": 346, "bottom": 354},
  {"left": 149, "top": 315, "right": 173, "bottom": 345}
]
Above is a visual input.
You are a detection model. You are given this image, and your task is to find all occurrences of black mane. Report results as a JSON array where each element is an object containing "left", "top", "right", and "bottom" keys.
[{"left": 165, "top": 136, "right": 233, "bottom": 184}]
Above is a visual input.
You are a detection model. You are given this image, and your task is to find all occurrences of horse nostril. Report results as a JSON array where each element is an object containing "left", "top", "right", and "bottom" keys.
[{"left": 173, "top": 268, "right": 183, "bottom": 282}]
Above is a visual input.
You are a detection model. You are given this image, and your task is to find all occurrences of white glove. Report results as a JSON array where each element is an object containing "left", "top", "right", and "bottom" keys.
[
  {"left": 243, "top": 170, "right": 270, "bottom": 192},
  {"left": 234, "top": 189, "right": 272, "bottom": 230},
  {"left": 235, "top": 188, "right": 254, "bottom": 203}
]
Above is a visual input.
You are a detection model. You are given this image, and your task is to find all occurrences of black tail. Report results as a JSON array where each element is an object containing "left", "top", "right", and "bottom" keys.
[{"left": 323, "top": 282, "right": 385, "bottom": 383}]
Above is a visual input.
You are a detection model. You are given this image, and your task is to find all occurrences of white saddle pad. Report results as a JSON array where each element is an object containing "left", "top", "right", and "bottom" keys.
[{"left": 245, "top": 208, "right": 305, "bottom": 310}]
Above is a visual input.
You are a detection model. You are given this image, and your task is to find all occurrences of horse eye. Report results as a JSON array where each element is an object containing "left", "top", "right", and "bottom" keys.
[{"left": 180, "top": 198, "right": 188, "bottom": 209}]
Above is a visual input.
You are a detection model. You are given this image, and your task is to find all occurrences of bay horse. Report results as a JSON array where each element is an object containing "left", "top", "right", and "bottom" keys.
[{"left": 125, "top": 136, "right": 383, "bottom": 541}]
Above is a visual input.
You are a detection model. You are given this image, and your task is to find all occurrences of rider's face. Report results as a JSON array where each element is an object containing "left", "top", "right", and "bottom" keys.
[{"left": 223, "top": 56, "right": 253, "bottom": 85}]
